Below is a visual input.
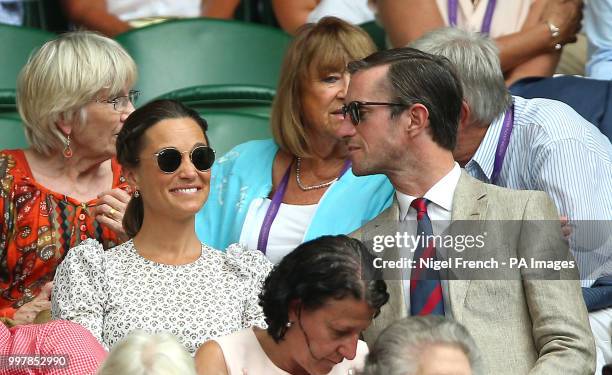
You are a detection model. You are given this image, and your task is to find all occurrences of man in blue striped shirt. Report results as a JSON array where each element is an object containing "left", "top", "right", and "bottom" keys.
[{"left": 412, "top": 27, "right": 612, "bottom": 375}]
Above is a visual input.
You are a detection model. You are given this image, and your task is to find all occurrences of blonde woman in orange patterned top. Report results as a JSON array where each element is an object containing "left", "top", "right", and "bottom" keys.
[{"left": 0, "top": 31, "right": 137, "bottom": 324}]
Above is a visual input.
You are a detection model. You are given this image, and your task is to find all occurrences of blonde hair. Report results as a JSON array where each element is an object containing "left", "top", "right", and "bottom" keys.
[
  {"left": 97, "top": 331, "right": 196, "bottom": 375},
  {"left": 17, "top": 31, "right": 137, "bottom": 155},
  {"left": 271, "top": 16, "right": 376, "bottom": 157}
]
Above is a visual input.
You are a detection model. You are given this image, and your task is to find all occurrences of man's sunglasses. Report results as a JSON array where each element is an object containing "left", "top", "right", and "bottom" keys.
[
  {"left": 342, "top": 101, "right": 405, "bottom": 126},
  {"left": 151, "top": 145, "right": 215, "bottom": 174}
]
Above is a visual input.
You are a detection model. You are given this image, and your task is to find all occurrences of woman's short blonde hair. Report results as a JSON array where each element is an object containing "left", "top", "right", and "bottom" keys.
[
  {"left": 271, "top": 16, "right": 377, "bottom": 157},
  {"left": 17, "top": 31, "right": 137, "bottom": 155},
  {"left": 97, "top": 331, "right": 196, "bottom": 375}
]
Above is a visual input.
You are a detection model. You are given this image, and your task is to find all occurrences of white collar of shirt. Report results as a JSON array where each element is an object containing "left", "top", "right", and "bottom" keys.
[
  {"left": 465, "top": 99, "right": 514, "bottom": 182},
  {"left": 395, "top": 163, "right": 462, "bottom": 222}
]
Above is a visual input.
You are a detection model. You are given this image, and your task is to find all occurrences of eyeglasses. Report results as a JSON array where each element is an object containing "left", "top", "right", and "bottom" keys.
[
  {"left": 96, "top": 90, "right": 140, "bottom": 112},
  {"left": 342, "top": 101, "right": 405, "bottom": 126},
  {"left": 150, "top": 145, "right": 215, "bottom": 174}
]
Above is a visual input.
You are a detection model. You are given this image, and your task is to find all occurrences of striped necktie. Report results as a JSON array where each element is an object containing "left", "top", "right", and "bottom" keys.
[{"left": 410, "top": 198, "right": 445, "bottom": 316}]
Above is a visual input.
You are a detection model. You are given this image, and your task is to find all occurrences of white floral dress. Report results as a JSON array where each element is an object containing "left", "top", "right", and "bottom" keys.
[{"left": 52, "top": 239, "right": 272, "bottom": 354}]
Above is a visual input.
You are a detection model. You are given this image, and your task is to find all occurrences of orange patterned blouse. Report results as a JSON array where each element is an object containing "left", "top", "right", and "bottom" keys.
[{"left": 0, "top": 150, "right": 128, "bottom": 318}]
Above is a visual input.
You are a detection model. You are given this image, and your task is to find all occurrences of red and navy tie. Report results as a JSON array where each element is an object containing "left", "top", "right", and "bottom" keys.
[{"left": 410, "top": 198, "right": 445, "bottom": 316}]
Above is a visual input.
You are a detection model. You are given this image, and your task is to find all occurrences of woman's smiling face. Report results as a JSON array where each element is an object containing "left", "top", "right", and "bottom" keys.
[{"left": 128, "top": 117, "right": 211, "bottom": 220}]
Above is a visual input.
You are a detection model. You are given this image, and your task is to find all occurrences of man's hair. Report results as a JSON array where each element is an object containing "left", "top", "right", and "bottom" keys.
[
  {"left": 362, "top": 316, "right": 483, "bottom": 375},
  {"left": 97, "top": 331, "right": 196, "bottom": 375},
  {"left": 410, "top": 27, "right": 511, "bottom": 127},
  {"left": 348, "top": 47, "right": 463, "bottom": 150}
]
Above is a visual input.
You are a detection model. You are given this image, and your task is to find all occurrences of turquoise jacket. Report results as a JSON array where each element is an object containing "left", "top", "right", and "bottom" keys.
[{"left": 195, "top": 139, "right": 394, "bottom": 250}]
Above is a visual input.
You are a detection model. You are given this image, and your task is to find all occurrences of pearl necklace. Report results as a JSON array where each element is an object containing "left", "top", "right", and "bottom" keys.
[{"left": 295, "top": 157, "right": 338, "bottom": 191}]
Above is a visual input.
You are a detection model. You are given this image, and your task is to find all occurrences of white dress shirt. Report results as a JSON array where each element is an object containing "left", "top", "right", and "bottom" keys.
[{"left": 395, "top": 162, "right": 461, "bottom": 317}]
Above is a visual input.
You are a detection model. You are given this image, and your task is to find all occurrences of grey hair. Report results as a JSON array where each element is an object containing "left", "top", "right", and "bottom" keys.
[
  {"left": 362, "top": 316, "right": 483, "bottom": 375},
  {"left": 410, "top": 27, "right": 511, "bottom": 127},
  {"left": 97, "top": 331, "right": 196, "bottom": 375}
]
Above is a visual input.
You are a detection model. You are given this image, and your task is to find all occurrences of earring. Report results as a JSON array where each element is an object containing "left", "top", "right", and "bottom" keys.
[
  {"left": 133, "top": 190, "right": 140, "bottom": 198},
  {"left": 62, "top": 134, "right": 73, "bottom": 158},
  {"left": 285, "top": 321, "right": 293, "bottom": 328}
]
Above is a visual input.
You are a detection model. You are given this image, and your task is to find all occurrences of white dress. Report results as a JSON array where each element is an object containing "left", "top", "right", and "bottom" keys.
[
  {"left": 306, "top": 0, "right": 375, "bottom": 25},
  {"left": 215, "top": 328, "right": 369, "bottom": 375},
  {"left": 52, "top": 239, "right": 272, "bottom": 354},
  {"left": 106, "top": 0, "right": 202, "bottom": 21}
]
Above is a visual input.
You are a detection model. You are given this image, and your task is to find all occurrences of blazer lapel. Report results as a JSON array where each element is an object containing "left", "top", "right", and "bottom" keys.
[
  {"left": 365, "top": 199, "right": 404, "bottom": 281},
  {"left": 358, "top": 199, "right": 409, "bottom": 337},
  {"left": 364, "top": 174, "right": 490, "bottom": 329},
  {"left": 451, "top": 171, "right": 488, "bottom": 220},
  {"left": 448, "top": 171, "right": 488, "bottom": 321}
]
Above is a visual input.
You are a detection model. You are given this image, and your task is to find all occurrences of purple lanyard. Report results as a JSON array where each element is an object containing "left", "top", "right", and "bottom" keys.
[
  {"left": 256, "top": 159, "right": 352, "bottom": 253},
  {"left": 448, "top": 0, "right": 497, "bottom": 34},
  {"left": 490, "top": 105, "right": 514, "bottom": 185}
]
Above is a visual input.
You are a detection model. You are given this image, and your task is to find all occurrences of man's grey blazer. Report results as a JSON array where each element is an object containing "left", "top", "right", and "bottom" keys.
[{"left": 354, "top": 171, "right": 595, "bottom": 375}]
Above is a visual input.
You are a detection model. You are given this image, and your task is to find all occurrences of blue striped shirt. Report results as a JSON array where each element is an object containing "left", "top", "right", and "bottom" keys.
[{"left": 465, "top": 96, "right": 612, "bottom": 286}]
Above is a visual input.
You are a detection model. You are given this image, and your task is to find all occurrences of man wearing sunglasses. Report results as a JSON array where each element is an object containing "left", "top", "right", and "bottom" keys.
[
  {"left": 337, "top": 47, "right": 595, "bottom": 375},
  {"left": 411, "top": 28, "right": 612, "bottom": 375}
]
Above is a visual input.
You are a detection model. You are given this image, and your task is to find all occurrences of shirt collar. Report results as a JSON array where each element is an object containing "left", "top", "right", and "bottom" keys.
[
  {"left": 465, "top": 95, "right": 517, "bottom": 182},
  {"left": 395, "top": 163, "right": 462, "bottom": 221}
]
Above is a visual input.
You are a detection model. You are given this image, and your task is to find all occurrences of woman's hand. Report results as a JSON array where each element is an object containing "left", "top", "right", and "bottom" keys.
[
  {"left": 541, "top": 0, "right": 583, "bottom": 46},
  {"left": 93, "top": 188, "right": 132, "bottom": 242},
  {"left": 13, "top": 282, "right": 53, "bottom": 325}
]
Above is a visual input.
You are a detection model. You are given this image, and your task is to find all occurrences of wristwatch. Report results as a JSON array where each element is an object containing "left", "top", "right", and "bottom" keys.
[{"left": 547, "top": 22, "right": 562, "bottom": 50}]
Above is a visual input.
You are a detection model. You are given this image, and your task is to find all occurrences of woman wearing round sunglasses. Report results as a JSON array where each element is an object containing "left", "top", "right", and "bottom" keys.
[
  {"left": 0, "top": 31, "right": 137, "bottom": 325},
  {"left": 196, "top": 17, "right": 394, "bottom": 264},
  {"left": 52, "top": 100, "right": 272, "bottom": 354}
]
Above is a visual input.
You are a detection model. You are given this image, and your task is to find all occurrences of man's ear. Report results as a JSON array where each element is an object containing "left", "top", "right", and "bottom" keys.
[
  {"left": 404, "top": 103, "right": 429, "bottom": 135},
  {"left": 459, "top": 100, "right": 471, "bottom": 130}
]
